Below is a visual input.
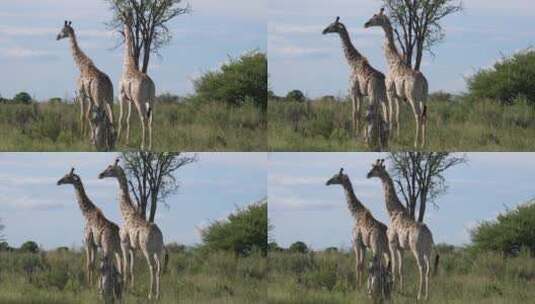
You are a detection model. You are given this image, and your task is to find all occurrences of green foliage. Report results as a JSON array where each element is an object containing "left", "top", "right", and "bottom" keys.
[
  {"left": 13, "top": 92, "right": 33, "bottom": 104},
  {"left": 0, "top": 249, "right": 266, "bottom": 303},
  {"left": 20, "top": 241, "right": 39, "bottom": 253},
  {"left": 470, "top": 201, "right": 535, "bottom": 256},
  {"left": 269, "top": 97, "right": 535, "bottom": 151},
  {"left": 286, "top": 90, "right": 306, "bottom": 103},
  {"left": 201, "top": 200, "right": 267, "bottom": 256},
  {"left": 193, "top": 51, "right": 267, "bottom": 110},
  {"left": 288, "top": 241, "right": 309, "bottom": 254},
  {"left": 0, "top": 101, "right": 266, "bottom": 151},
  {"left": 268, "top": 249, "right": 535, "bottom": 303},
  {"left": 467, "top": 49, "right": 535, "bottom": 104}
]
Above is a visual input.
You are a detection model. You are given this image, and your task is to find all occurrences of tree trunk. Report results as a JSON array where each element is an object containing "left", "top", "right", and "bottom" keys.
[
  {"left": 417, "top": 189, "right": 427, "bottom": 222},
  {"left": 149, "top": 195, "right": 158, "bottom": 223},
  {"left": 142, "top": 40, "right": 151, "bottom": 73},
  {"left": 414, "top": 40, "right": 424, "bottom": 71}
]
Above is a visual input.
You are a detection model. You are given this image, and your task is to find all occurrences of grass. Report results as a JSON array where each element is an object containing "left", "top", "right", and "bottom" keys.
[
  {"left": 267, "top": 249, "right": 535, "bottom": 304},
  {"left": 268, "top": 98, "right": 535, "bottom": 151},
  {"left": 0, "top": 249, "right": 267, "bottom": 304},
  {"left": 0, "top": 101, "right": 266, "bottom": 151}
]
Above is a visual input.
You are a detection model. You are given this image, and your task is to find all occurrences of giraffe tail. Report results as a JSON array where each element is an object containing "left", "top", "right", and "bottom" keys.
[
  {"left": 422, "top": 104, "right": 427, "bottom": 122},
  {"left": 433, "top": 253, "right": 440, "bottom": 276},
  {"left": 145, "top": 102, "right": 152, "bottom": 119},
  {"left": 163, "top": 246, "right": 169, "bottom": 274}
]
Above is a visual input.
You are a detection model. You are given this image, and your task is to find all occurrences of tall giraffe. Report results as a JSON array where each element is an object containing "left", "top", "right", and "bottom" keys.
[
  {"left": 117, "top": 12, "right": 155, "bottom": 150},
  {"left": 326, "top": 168, "right": 390, "bottom": 288},
  {"left": 365, "top": 8, "right": 428, "bottom": 148},
  {"left": 57, "top": 21, "right": 115, "bottom": 145},
  {"left": 367, "top": 159, "right": 438, "bottom": 300},
  {"left": 57, "top": 168, "right": 123, "bottom": 286},
  {"left": 98, "top": 159, "right": 167, "bottom": 299},
  {"left": 323, "top": 16, "right": 389, "bottom": 150}
]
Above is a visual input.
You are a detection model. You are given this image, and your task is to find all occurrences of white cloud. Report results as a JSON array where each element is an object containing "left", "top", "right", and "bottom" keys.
[{"left": 0, "top": 46, "right": 58, "bottom": 60}]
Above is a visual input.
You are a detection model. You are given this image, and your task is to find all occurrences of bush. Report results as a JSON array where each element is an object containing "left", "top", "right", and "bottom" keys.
[
  {"left": 467, "top": 48, "right": 535, "bottom": 104},
  {"left": 289, "top": 241, "right": 309, "bottom": 254},
  {"left": 13, "top": 92, "right": 33, "bottom": 104},
  {"left": 193, "top": 51, "right": 267, "bottom": 110},
  {"left": 470, "top": 201, "right": 535, "bottom": 256},
  {"left": 201, "top": 199, "right": 267, "bottom": 256},
  {"left": 286, "top": 90, "right": 306, "bottom": 103},
  {"left": 20, "top": 241, "right": 39, "bottom": 253}
]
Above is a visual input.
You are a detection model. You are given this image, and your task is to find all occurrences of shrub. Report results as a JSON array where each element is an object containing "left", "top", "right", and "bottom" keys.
[
  {"left": 286, "top": 90, "right": 306, "bottom": 103},
  {"left": 289, "top": 241, "right": 309, "bottom": 254},
  {"left": 13, "top": 92, "right": 33, "bottom": 104},
  {"left": 470, "top": 201, "right": 535, "bottom": 256},
  {"left": 193, "top": 51, "right": 267, "bottom": 110},
  {"left": 201, "top": 199, "right": 267, "bottom": 256},
  {"left": 20, "top": 241, "right": 39, "bottom": 253},
  {"left": 467, "top": 48, "right": 535, "bottom": 104}
]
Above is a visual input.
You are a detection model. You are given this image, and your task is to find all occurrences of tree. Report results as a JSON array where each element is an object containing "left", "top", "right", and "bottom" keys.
[
  {"left": 20, "top": 241, "right": 39, "bottom": 253},
  {"left": 388, "top": 152, "right": 466, "bottom": 222},
  {"left": 467, "top": 49, "right": 535, "bottom": 104},
  {"left": 381, "top": 0, "right": 462, "bottom": 70},
  {"left": 201, "top": 200, "right": 268, "bottom": 256},
  {"left": 471, "top": 201, "right": 535, "bottom": 256},
  {"left": 193, "top": 51, "right": 268, "bottom": 110},
  {"left": 121, "top": 152, "right": 197, "bottom": 222},
  {"left": 13, "top": 92, "right": 32, "bottom": 104},
  {"left": 105, "top": 0, "right": 190, "bottom": 73},
  {"left": 289, "top": 241, "right": 309, "bottom": 254},
  {"left": 286, "top": 90, "right": 306, "bottom": 103}
]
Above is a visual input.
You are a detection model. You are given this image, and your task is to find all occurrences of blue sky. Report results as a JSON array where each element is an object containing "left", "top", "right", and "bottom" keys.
[
  {"left": 269, "top": 153, "right": 535, "bottom": 250},
  {"left": 268, "top": 0, "right": 535, "bottom": 98},
  {"left": 0, "top": 0, "right": 266, "bottom": 100},
  {"left": 0, "top": 152, "right": 267, "bottom": 250}
]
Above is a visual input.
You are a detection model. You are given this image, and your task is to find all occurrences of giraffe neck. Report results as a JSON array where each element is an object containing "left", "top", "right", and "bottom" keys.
[
  {"left": 381, "top": 22, "right": 405, "bottom": 68},
  {"left": 72, "top": 181, "right": 97, "bottom": 217},
  {"left": 337, "top": 26, "right": 365, "bottom": 66},
  {"left": 123, "top": 23, "right": 138, "bottom": 74},
  {"left": 114, "top": 170, "right": 138, "bottom": 219},
  {"left": 377, "top": 173, "right": 407, "bottom": 217},
  {"left": 341, "top": 178, "right": 365, "bottom": 218},
  {"left": 68, "top": 31, "right": 94, "bottom": 75}
]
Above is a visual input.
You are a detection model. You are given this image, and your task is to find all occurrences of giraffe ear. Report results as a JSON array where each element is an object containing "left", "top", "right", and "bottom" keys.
[
  {"left": 114, "top": 158, "right": 120, "bottom": 166},
  {"left": 64, "top": 20, "right": 68, "bottom": 26},
  {"left": 380, "top": 7, "right": 385, "bottom": 15},
  {"left": 335, "top": 16, "right": 340, "bottom": 23},
  {"left": 70, "top": 167, "right": 75, "bottom": 175},
  {"left": 339, "top": 168, "right": 344, "bottom": 174}
]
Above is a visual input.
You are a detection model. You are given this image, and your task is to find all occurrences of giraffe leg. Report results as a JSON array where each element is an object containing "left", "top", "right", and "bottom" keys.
[
  {"left": 79, "top": 96, "right": 85, "bottom": 135},
  {"left": 359, "top": 247, "right": 366, "bottom": 288},
  {"left": 140, "top": 114, "right": 147, "bottom": 150},
  {"left": 125, "top": 101, "right": 133, "bottom": 145},
  {"left": 395, "top": 97, "right": 401, "bottom": 138},
  {"left": 143, "top": 249, "right": 155, "bottom": 299},
  {"left": 420, "top": 101, "right": 427, "bottom": 148},
  {"left": 397, "top": 249, "right": 404, "bottom": 291},
  {"left": 408, "top": 101, "right": 421, "bottom": 148},
  {"left": 353, "top": 240, "right": 361, "bottom": 289},
  {"left": 416, "top": 253, "right": 426, "bottom": 301},
  {"left": 85, "top": 244, "right": 92, "bottom": 285},
  {"left": 129, "top": 249, "right": 135, "bottom": 289},
  {"left": 386, "top": 91, "right": 395, "bottom": 138},
  {"left": 350, "top": 85, "right": 359, "bottom": 137},
  {"left": 85, "top": 101, "right": 94, "bottom": 143},
  {"left": 148, "top": 111, "right": 153, "bottom": 151},
  {"left": 424, "top": 254, "right": 431, "bottom": 300},
  {"left": 154, "top": 252, "right": 161, "bottom": 299}
]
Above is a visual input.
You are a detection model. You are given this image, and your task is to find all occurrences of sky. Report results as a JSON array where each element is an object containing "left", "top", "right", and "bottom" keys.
[
  {"left": 0, "top": 0, "right": 266, "bottom": 100},
  {"left": 268, "top": 0, "right": 535, "bottom": 98},
  {"left": 0, "top": 152, "right": 267, "bottom": 250},
  {"left": 269, "top": 152, "right": 535, "bottom": 250}
]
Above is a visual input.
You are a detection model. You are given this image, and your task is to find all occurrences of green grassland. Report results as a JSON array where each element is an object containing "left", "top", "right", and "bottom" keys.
[
  {"left": 0, "top": 249, "right": 267, "bottom": 304},
  {"left": 268, "top": 98, "right": 535, "bottom": 151},
  {"left": 267, "top": 249, "right": 535, "bottom": 304},
  {"left": 0, "top": 101, "right": 266, "bottom": 151}
]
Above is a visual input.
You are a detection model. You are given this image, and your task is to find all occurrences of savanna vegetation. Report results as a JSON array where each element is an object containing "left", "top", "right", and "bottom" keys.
[
  {"left": 0, "top": 52, "right": 267, "bottom": 152},
  {"left": 267, "top": 201, "right": 535, "bottom": 304},
  {"left": 0, "top": 200, "right": 268, "bottom": 304}
]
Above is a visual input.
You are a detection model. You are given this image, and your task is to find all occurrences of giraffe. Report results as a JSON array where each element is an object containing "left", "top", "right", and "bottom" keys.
[
  {"left": 366, "top": 159, "right": 438, "bottom": 300},
  {"left": 57, "top": 21, "right": 115, "bottom": 144},
  {"left": 98, "top": 159, "right": 167, "bottom": 299},
  {"left": 365, "top": 8, "right": 429, "bottom": 148},
  {"left": 117, "top": 11, "right": 155, "bottom": 150},
  {"left": 323, "top": 16, "right": 389, "bottom": 150},
  {"left": 56, "top": 168, "right": 123, "bottom": 286},
  {"left": 326, "top": 168, "right": 390, "bottom": 288}
]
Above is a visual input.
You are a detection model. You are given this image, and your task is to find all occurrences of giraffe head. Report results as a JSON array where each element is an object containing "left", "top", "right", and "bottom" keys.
[
  {"left": 98, "top": 158, "right": 122, "bottom": 179},
  {"left": 326, "top": 168, "right": 349, "bottom": 186},
  {"left": 56, "top": 20, "right": 74, "bottom": 41},
  {"left": 364, "top": 8, "right": 390, "bottom": 29},
  {"left": 322, "top": 16, "right": 345, "bottom": 35},
  {"left": 366, "top": 159, "right": 387, "bottom": 179},
  {"left": 57, "top": 167, "right": 81, "bottom": 185}
]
